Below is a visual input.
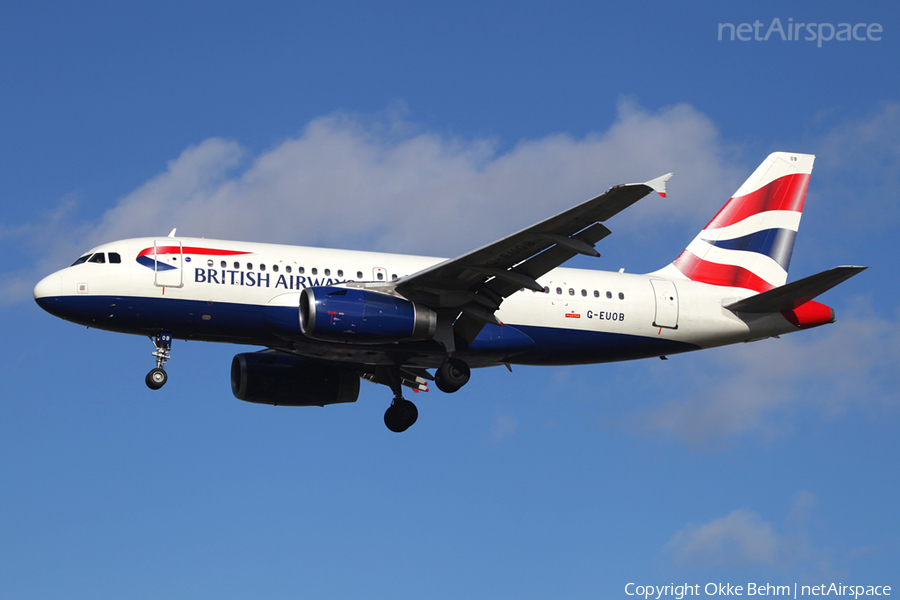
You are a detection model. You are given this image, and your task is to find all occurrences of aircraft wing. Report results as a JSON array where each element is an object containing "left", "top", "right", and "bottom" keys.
[{"left": 395, "top": 172, "right": 673, "bottom": 344}]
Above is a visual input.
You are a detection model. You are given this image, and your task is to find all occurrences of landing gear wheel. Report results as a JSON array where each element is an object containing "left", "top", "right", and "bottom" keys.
[
  {"left": 145, "top": 368, "right": 167, "bottom": 390},
  {"left": 384, "top": 399, "right": 418, "bottom": 433},
  {"left": 146, "top": 333, "right": 173, "bottom": 390},
  {"left": 435, "top": 358, "right": 470, "bottom": 393}
]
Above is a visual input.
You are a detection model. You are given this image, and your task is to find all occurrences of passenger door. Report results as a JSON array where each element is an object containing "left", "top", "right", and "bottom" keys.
[
  {"left": 153, "top": 240, "right": 184, "bottom": 288},
  {"left": 651, "top": 279, "right": 679, "bottom": 329}
]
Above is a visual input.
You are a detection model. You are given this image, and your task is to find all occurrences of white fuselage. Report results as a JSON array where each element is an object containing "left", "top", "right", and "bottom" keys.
[{"left": 34, "top": 236, "right": 801, "bottom": 370}]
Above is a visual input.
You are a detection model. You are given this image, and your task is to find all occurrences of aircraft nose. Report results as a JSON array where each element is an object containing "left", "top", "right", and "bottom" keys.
[{"left": 34, "top": 273, "right": 62, "bottom": 307}]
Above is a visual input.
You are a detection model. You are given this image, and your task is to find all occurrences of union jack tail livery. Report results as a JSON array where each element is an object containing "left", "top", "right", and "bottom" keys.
[{"left": 669, "top": 152, "right": 814, "bottom": 292}]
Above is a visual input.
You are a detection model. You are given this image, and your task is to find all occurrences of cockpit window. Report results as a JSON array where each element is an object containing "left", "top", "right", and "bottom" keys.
[{"left": 72, "top": 252, "right": 120, "bottom": 266}]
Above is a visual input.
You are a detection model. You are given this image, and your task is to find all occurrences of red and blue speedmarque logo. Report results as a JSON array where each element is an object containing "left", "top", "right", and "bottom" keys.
[{"left": 136, "top": 246, "right": 251, "bottom": 271}]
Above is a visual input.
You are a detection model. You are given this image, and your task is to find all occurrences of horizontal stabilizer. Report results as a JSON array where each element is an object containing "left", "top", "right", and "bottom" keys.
[{"left": 724, "top": 266, "right": 867, "bottom": 313}]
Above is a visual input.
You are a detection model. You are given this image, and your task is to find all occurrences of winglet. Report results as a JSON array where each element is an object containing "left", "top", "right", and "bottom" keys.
[{"left": 644, "top": 173, "right": 674, "bottom": 198}]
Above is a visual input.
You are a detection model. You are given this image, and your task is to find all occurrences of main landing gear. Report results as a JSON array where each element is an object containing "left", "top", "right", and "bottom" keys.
[
  {"left": 381, "top": 366, "right": 418, "bottom": 433},
  {"left": 434, "top": 357, "right": 470, "bottom": 393},
  {"left": 384, "top": 397, "right": 419, "bottom": 433},
  {"left": 381, "top": 357, "right": 471, "bottom": 433},
  {"left": 145, "top": 333, "right": 172, "bottom": 390}
]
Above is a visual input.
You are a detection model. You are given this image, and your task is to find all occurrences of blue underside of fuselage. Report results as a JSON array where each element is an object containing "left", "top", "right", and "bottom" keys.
[{"left": 35, "top": 294, "right": 699, "bottom": 367}]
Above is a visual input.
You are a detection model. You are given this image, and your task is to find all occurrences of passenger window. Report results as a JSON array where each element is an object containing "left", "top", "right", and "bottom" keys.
[
  {"left": 273, "top": 265, "right": 279, "bottom": 272},
  {"left": 593, "top": 290, "right": 599, "bottom": 298},
  {"left": 543, "top": 286, "right": 549, "bottom": 294},
  {"left": 286, "top": 266, "right": 292, "bottom": 274},
  {"left": 324, "top": 268, "right": 330, "bottom": 276},
  {"left": 247, "top": 263, "right": 253, "bottom": 270},
  {"left": 606, "top": 291, "right": 612, "bottom": 299},
  {"left": 568, "top": 288, "right": 574, "bottom": 296},
  {"left": 392, "top": 274, "right": 398, "bottom": 281},
  {"left": 234, "top": 261, "right": 239, "bottom": 269},
  {"left": 312, "top": 268, "right": 318, "bottom": 275},
  {"left": 357, "top": 271, "right": 363, "bottom": 279},
  {"left": 108, "top": 253, "right": 121, "bottom": 264},
  {"left": 207, "top": 260, "right": 214, "bottom": 267},
  {"left": 260, "top": 264, "right": 266, "bottom": 271},
  {"left": 71, "top": 254, "right": 91, "bottom": 266},
  {"left": 221, "top": 260, "right": 227, "bottom": 268},
  {"left": 619, "top": 292, "right": 625, "bottom": 300},
  {"left": 299, "top": 267, "right": 305, "bottom": 274},
  {"left": 556, "top": 287, "right": 562, "bottom": 295},
  {"left": 581, "top": 289, "right": 587, "bottom": 297},
  {"left": 377, "top": 272, "right": 384, "bottom": 280},
  {"left": 88, "top": 253, "right": 106, "bottom": 264},
  {"left": 338, "top": 270, "right": 344, "bottom": 277}
]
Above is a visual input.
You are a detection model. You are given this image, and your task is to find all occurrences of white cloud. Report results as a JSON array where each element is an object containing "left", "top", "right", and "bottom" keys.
[
  {"left": 816, "top": 102, "right": 900, "bottom": 178},
  {"left": 624, "top": 102, "right": 900, "bottom": 445},
  {"left": 667, "top": 492, "right": 832, "bottom": 573},
  {"left": 814, "top": 101, "right": 900, "bottom": 231},
  {"left": 7, "top": 100, "right": 743, "bottom": 305},
  {"left": 490, "top": 414, "right": 519, "bottom": 443},
  {"left": 668, "top": 509, "right": 778, "bottom": 569},
  {"left": 639, "top": 298, "right": 900, "bottom": 444},
  {"left": 13, "top": 101, "right": 900, "bottom": 458},
  {"left": 10, "top": 102, "right": 897, "bottom": 452},
  {"left": 86, "top": 99, "right": 739, "bottom": 255}
]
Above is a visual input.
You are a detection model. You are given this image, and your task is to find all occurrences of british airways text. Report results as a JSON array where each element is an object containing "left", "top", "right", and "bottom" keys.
[{"left": 194, "top": 268, "right": 346, "bottom": 289}]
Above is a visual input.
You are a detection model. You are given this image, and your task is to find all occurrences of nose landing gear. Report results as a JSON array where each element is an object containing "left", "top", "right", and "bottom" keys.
[
  {"left": 145, "top": 367, "right": 167, "bottom": 389},
  {"left": 145, "top": 333, "right": 172, "bottom": 390}
]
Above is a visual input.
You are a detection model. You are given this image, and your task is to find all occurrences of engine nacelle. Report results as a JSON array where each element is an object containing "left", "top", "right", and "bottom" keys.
[
  {"left": 299, "top": 286, "right": 437, "bottom": 344},
  {"left": 231, "top": 352, "right": 360, "bottom": 406}
]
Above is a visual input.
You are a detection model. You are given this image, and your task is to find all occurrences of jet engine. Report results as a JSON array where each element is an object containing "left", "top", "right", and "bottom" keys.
[
  {"left": 299, "top": 286, "right": 437, "bottom": 344},
  {"left": 231, "top": 352, "right": 360, "bottom": 406}
]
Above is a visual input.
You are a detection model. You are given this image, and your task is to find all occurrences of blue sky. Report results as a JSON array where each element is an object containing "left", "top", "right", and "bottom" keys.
[{"left": 2, "top": 1, "right": 898, "bottom": 598}]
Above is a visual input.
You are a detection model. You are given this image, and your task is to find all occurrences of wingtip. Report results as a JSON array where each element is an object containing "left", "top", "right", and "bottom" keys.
[
  {"left": 836, "top": 265, "right": 869, "bottom": 275},
  {"left": 644, "top": 172, "right": 674, "bottom": 198}
]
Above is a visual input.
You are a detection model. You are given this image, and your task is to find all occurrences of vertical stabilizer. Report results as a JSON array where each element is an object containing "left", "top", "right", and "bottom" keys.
[{"left": 666, "top": 152, "right": 814, "bottom": 292}]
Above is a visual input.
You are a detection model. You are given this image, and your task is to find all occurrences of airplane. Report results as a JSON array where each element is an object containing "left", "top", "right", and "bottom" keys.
[{"left": 34, "top": 152, "right": 866, "bottom": 432}]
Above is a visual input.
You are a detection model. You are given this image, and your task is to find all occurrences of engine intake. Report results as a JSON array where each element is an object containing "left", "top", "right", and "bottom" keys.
[
  {"left": 231, "top": 352, "right": 360, "bottom": 406},
  {"left": 300, "top": 286, "right": 437, "bottom": 344}
]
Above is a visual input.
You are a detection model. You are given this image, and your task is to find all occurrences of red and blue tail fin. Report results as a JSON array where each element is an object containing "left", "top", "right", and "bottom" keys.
[{"left": 666, "top": 152, "right": 814, "bottom": 292}]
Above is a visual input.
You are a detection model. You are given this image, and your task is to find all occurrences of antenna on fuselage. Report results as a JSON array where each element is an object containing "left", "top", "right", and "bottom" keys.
[{"left": 167, "top": 228, "right": 177, "bottom": 238}]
